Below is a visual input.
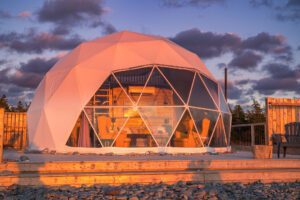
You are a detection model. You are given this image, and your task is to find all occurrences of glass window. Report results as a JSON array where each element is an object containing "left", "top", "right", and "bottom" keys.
[
  {"left": 86, "top": 74, "right": 132, "bottom": 106},
  {"left": 222, "top": 113, "right": 231, "bottom": 146},
  {"left": 169, "top": 110, "right": 202, "bottom": 147},
  {"left": 114, "top": 67, "right": 152, "bottom": 103},
  {"left": 84, "top": 107, "right": 133, "bottom": 147},
  {"left": 113, "top": 111, "right": 157, "bottom": 147},
  {"left": 189, "top": 74, "right": 217, "bottom": 110},
  {"left": 209, "top": 116, "right": 227, "bottom": 147},
  {"left": 139, "top": 107, "right": 185, "bottom": 146},
  {"left": 138, "top": 68, "right": 184, "bottom": 106},
  {"left": 159, "top": 67, "right": 195, "bottom": 103},
  {"left": 67, "top": 65, "right": 231, "bottom": 149},
  {"left": 66, "top": 112, "right": 102, "bottom": 148},
  {"left": 219, "top": 86, "right": 230, "bottom": 113},
  {"left": 190, "top": 108, "right": 219, "bottom": 146},
  {"left": 200, "top": 74, "right": 219, "bottom": 107}
]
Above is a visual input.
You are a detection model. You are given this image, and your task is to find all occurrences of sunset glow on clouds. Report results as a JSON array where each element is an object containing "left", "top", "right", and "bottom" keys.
[{"left": 0, "top": 0, "right": 299, "bottom": 107}]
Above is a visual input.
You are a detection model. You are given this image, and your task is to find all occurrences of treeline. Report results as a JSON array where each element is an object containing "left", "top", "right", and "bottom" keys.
[
  {"left": 0, "top": 95, "right": 29, "bottom": 112},
  {"left": 231, "top": 99, "right": 265, "bottom": 125}
]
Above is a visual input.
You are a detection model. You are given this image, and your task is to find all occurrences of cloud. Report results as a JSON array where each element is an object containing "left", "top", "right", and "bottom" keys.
[
  {"left": 170, "top": 28, "right": 241, "bottom": 59},
  {"left": 0, "top": 57, "right": 58, "bottom": 89},
  {"left": 19, "top": 57, "right": 58, "bottom": 75},
  {"left": 253, "top": 77, "right": 300, "bottom": 95},
  {"left": 162, "top": 0, "right": 225, "bottom": 8},
  {"left": 0, "top": 84, "right": 33, "bottom": 105},
  {"left": 276, "top": 0, "right": 300, "bottom": 22},
  {"left": 0, "top": 59, "right": 7, "bottom": 65},
  {"left": 253, "top": 63, "right": 300, "bottom": 95},
  {"left": 235, "top": 79, "right": 254, "bottom": 86},
  {"left": 218, "top": 80, "right": 243, "bottom": 100},
  {"left": 0, "top": 28, "right": 84, "bottom": 53},
  {"left": 37, "top": 0, "right": 116, "bottom": 34},
  {"left": 101, "top": 23, "right": 118, "bottom": 35},
  {"left": 0, "top": 10, "right": 12, "bottom": 19},
  {"left": 229, "top": 50, "right": 263, "bottom": 71},
  {"left": 38, "top": 0, "right": 105, "bottom": 24},
  {"left": 262, "top": 63, "right": 300, "bottom": 79},
  {"left": 0, "top": 10, "right": 31, "bottom": 20},
  {"left": 17, "top": 11, "right": 31, "bottom": 18},
  {"left": 249, "top": 0, "right": 273, "bottom": 7},
  {"left": 171, "top": 29, "right": 292, "bottom": 71},
  {"left": 240, "top": 32, "right": 291, "bottom": 58},
  {"left": 250, "top": 0, "right": 300, "bottom": 22}
]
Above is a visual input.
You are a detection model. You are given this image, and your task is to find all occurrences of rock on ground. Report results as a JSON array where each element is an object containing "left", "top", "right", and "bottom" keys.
[{"left": 0, "top": 181, "right": 299, "bottom": 200}]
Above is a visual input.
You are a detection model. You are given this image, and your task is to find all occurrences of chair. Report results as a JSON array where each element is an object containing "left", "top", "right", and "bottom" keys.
[{"left": 198, "top": 118, "right": 210, "bottom": 145}]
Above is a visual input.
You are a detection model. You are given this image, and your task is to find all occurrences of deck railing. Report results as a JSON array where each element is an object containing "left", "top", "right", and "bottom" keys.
[{"left": 231, "top": 122, "right": 267, "bottom": 146}]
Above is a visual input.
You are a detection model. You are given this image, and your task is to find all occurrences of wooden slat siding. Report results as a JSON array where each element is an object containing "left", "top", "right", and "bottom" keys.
[
  {"left": 0, "top": 108, "right": 4, "bottom": 163},
  {"left": 3, "top": 112, "right": 27, "bottom": 150},
  {"left": 266, "top": 97, "right": 300, "bottom": 145}
]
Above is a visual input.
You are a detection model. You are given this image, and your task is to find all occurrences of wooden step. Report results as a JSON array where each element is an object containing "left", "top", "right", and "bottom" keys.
[
  {"left": 0, "top": 169, "right": 299, "bottom": 186},
  {"left": 1, "top": 159, "right": 300, "bottom": 174},
  {"left": 0, "top": 159, "right": 299, "bottom": 186}
]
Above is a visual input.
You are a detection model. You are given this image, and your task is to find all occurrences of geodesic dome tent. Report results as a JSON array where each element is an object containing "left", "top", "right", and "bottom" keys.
[{"left": 28, "top": 31, "right": 231, "bottom": 154}]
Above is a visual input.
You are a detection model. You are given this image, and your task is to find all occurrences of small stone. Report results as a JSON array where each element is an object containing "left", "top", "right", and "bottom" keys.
[
  {"left": 209, "top": 189, "right": 218, "bottom": 196},
  {"left": 197, "top": 184, "right": 205, "bottom": 189},
  {"left": 19, "top": 155, "right": 30, "bottom": 162},
  {"left": 195, "top": 190, "right": 206, "bottom": 198},
  {"left": 129, "top": 196, "right": 139, "bottom": 200},
  {"left": 182, "top": 194, "right": 188, "bottom": 200},
  {"left": 116, "top": 196, "right": 127, "bottom": 200}
]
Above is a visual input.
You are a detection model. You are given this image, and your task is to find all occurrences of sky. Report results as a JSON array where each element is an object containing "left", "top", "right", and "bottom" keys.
[{"left": 0, "top": 0, "right": 299, "bottom": 109}]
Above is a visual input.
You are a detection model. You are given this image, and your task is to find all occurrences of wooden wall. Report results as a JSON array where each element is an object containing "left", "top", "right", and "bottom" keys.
[
  {"left": 3, "top": 112, "right": 27, "bottom": 150},
  {"left": 266, "top": 97, "right": 300, "bottom": 144}
]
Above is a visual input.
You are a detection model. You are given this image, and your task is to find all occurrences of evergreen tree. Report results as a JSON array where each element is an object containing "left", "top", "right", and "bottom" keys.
[
  {"left": 0, "top": 94, "right": 11, "bottom": 111},
  {"left": 16, "top": 101, "right": 26, "bottom": 112},
  {"left": 246, "top": 99, "right": 265, "bottom": 123},
  {"left": 231, "top": 104, "right": 247, "bottom": 125}
]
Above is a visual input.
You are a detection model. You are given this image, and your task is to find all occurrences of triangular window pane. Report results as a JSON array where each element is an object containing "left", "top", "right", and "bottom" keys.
[
  {"left": 222, "top": 113, "right": 231, "bottom": 145},
  {"left": 159, "top": 67, "right": 194, "bottom": 103},
  {"left": 169, "top": 110, "right": 202, "bottom": 147},
  {"left": 84, "top": 107, "right": 132, "bottom": 147},
  {"left": 189, "top": 74, "right": 217, "bottom": 110},
  {"left": 219, "top": 87, "right": 230, "bottom": 113},
  {"left": 66, "top": 112, "right": 102, "bottom": 148},
  {"left": 209, "top": 116, "right": 227, "bottom": 147},
  {"left": 113, "top": 111, "right": 157, "bottom": 147},
  {"left": 139, "top": 107, "right": 185, "bottom": 146},
  {"left": 200, "top": 74, "right": 219, "bottom": 107},
  {"left": 190, "top": 108, "right": 219, "bottom": 146},
  {"left": 138, "top": 68, "right": 184, "bottom": 106},
  {"left": 114, "top": 67, "right": 152, "bottom": 103},
  {"left": 86, "top": 74, "right": 132, "bottom": 106}
]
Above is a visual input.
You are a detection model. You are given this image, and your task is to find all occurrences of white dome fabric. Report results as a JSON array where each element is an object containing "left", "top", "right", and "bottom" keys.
[{"left": 27, "top": 31, "right": 219, "bottom": 152}]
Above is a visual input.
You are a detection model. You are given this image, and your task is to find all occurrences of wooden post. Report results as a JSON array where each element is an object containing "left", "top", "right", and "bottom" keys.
[
  {"left": 22, "top": 113, "right": 27, "bottom": 150},
  {"left": 265, "top": 97, "right": 271, "bottom": 145},
  {"left": 0, "top": 108, "right": 4, "bottom": 163},
  {"left": 251, "top": 124, "right": 255, "bottom": 146}
]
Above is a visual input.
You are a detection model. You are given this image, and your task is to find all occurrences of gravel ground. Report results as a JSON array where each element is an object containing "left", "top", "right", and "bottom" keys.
[{"left": 0, "top": 181, "right": 299, "bottom": 200}]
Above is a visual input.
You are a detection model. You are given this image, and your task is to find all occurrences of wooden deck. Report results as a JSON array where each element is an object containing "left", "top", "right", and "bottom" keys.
[{"left": 1, "top": 158, "right": 299, "bottom": 186}]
